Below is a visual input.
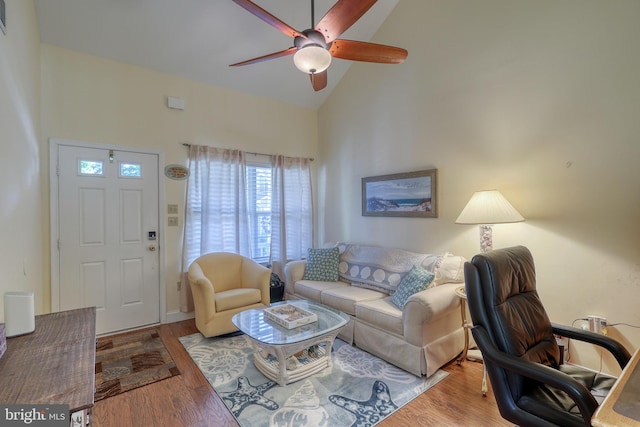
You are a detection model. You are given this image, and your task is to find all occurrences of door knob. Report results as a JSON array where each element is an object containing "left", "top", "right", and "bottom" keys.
[{"left": 149, "top": 245, "right": 156, "bottom": 252}]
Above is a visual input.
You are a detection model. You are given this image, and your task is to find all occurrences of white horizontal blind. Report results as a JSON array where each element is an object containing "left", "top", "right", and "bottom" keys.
[
  {"left": 246, "top": 163, "right": 272, "bottom": 264},
  {"left": 181, "top": 147, "right": 313, "bottom": 305},
  {"left": 182, "top": 146, "right": 250, "bottom": 270},
  {"left": 270, "top": 155, "right": 313, "bottom": 267}
]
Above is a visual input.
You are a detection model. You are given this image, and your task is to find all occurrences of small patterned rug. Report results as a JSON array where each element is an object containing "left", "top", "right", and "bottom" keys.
[
  {"left": 95, "top": 329, "right": 180, "bottom": 401},
  {"left": 180, "top": 332, "right": 448, "bottom": 427}
]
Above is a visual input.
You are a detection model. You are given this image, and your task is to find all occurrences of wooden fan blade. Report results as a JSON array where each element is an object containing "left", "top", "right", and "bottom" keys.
[
  {"left": 315, "top": 0, "right": 377, "bottom": 42},
  {"left": 330, "top": 39, "right": 408, "bottom": 63},
  {"left": 310, "top": 70, "right": 328, "bottom": 91},
  {"left": 232, "top": 0, "right": 303, "bottom": 38},
  {"left": 230, "top": 47, "right": 297, "bottom": 67}
]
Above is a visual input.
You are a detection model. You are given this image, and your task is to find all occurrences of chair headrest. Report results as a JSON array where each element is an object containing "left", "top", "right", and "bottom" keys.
[{"left": 466, "top": 246, "right": 559, "bottom": 366}]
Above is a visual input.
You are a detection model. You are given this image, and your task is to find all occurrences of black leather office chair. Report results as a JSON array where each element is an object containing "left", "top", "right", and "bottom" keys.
[{"left": 464, "top": 246, "right": 630, "bottom": 427}]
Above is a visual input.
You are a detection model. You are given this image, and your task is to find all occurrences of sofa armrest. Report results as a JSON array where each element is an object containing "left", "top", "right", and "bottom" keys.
[
  {"left": 283, "top": 260, "right": 307, "bottom": 296},
  {"left": 403, "top": 282, "right": 462, "bottom": 342}
]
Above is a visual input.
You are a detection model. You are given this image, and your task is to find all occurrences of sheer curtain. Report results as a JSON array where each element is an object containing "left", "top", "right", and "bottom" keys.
[
  {"left": 180, "top": 147, "right": 313, "bottom": 312},
  {"left": 180, "top": 145, "right": 250, "bottom": 312},
  {"left": 269, "top": 155, "right": 313, "bottom": 279}
]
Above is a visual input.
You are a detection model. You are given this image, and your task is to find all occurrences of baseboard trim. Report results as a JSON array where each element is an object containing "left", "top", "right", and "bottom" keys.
[{"left": 166, "top": 310, "right": 194, "bottom": 324}]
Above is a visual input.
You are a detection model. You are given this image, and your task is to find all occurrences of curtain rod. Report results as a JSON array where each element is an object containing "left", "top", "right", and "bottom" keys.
[{"left": 181, "top": 143, "right": 314, "bottom": 161}]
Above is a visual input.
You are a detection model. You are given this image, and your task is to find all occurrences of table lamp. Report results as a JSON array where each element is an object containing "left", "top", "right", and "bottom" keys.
[{"left": 455, "top": 190, "right": 524, "bottom": 253}]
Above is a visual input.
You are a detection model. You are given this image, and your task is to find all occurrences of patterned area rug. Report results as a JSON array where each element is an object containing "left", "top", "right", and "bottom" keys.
[
  {"left": 95, "top": 329, "right": 180, "bottom": 401},
  {"left": 179, "top": 332, "right": 448, "bottom": 427}
]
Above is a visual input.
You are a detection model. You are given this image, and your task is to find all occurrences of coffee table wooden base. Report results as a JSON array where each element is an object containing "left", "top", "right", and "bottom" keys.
[{"left": 248, "top": 328, "right": 342, "bottom": 386}]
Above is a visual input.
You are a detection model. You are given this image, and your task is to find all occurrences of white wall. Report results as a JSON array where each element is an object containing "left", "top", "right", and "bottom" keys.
[
  {"left": 39, "top": 44, "right": 318, "bottom": 315},
  {"left": 318, "top": 0, "right": 640, "bottom": 373},
  {"left": 0, "top": 0, "right": 43, "bottom": 319},
  {"left": 3, "top": 0, "right": 638, "bottom": 376}
]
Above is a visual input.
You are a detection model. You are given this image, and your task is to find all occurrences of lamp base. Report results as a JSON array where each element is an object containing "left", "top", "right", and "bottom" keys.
[{"left": 479, "top": 224, "right": 493, "bottom": 253}]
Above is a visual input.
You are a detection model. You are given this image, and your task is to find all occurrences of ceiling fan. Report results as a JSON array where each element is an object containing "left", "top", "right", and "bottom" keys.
[{"left": 230, "top": 0, "right": 408, "bottom": 91}]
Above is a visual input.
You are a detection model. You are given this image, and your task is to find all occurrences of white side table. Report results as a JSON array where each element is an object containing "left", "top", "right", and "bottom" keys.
[{"left": 455, "top": 286, "right": 488, "bottom": 396}]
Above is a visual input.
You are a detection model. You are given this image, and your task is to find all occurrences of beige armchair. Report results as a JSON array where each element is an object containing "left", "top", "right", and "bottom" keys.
[{"left": 188, "top": 252, "right": 271, "bottom": 337}]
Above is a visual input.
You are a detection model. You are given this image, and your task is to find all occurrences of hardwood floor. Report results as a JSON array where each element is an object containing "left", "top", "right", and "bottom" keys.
[{"left": 93, "top": 320, "right": 511, "bottom": 426}]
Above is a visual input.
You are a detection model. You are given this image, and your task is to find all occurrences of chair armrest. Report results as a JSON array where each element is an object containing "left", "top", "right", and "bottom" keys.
[
  {"left": 283, "top": 260, "right": 307, "bottom": 295},
  {"left": 552, "top": 323, "right": 631, "bottom": 369},
  {"left": 188, "top": 262, "right": 217, "bottom": 320},
  {"left": 241, "top": 261, "right": 271, "bottom": 306},
  {"left": 188, "top": 262, "right": 215, "bottom": 296},
  {"left": 472, "top": 325, "right": 598, "bottom": 425}
]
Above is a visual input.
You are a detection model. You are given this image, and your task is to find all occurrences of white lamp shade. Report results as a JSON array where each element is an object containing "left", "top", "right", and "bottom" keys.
[
  {"left": 455, "top": 190, "right": 524, "bottom": 225},
  {"left": 293, "top": 45, "right": 332, "bottom": 74}
]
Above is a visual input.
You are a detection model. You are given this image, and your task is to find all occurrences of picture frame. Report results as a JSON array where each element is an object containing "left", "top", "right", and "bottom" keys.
[{"left": 362, "top": 169, "right": 437, "bottom": 218}]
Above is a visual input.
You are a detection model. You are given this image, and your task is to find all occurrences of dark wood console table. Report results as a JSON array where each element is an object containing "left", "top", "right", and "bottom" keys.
[{"left": 0, "top": 307, "right": 96, "bottom": 424}]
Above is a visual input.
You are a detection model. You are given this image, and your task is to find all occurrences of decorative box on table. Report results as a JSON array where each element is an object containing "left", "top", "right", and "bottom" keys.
[{"left": 264, "top": 304, "right": 318, "bottom": 329}]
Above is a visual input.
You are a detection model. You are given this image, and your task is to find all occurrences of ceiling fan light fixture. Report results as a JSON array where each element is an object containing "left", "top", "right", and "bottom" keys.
[{"left": 293, "top": 45, "right": 332, "bottom": 74}]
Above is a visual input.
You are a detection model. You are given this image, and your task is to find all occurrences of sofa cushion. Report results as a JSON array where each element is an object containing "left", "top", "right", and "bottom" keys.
[
  {"left": 355, "top": 297, "right": 404, "bottom": 336},
  {"left": 215, "top": 288, "right": 262, "bottom": 312},
  {"left": 321, "top": 286, "right": 386, "bottom": 316},
  {"left": 336, "top": 243, "right": 443, "bottom": 294},
  {"left": 391, "top": 266, "right": 436, "bottom": 309},
  {"left": 433, "top": 253, "right": 466, "bottom": 285},
  {"left": 294, "top": 280, "right": 349, "bottom": 302},
  {"left": 303, "top": 247, "right": 340, "bottom": 281}
]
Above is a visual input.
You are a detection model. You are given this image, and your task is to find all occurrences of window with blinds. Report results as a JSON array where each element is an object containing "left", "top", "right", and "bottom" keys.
[
  {"left": 246, "top": 164, "right": 272, "bottom": 263},
  {"left": 183, "top": 147, "right": 312, "bottom": 273}
]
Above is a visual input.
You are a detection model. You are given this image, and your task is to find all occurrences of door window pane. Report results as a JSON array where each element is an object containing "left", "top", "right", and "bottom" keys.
[
  {"left": 79, "top": 160, "right": 104, "bottom": 176},
  {"left": 120, "top": 162, "right": 142, "bottom": 178}
]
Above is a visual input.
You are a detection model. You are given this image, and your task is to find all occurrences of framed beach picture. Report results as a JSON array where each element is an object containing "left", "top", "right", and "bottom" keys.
[{"left": 362, "top": 169, "right": 437, "bottom": 218}]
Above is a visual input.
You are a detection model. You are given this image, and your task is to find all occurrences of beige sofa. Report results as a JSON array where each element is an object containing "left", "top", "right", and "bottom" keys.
[{"left": 283, "top": 243, "right": 466, "bottom": 377}]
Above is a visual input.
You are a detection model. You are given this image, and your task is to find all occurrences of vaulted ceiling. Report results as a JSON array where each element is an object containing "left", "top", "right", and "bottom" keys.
[{"left": 35, "top": 0, "right": 399, "bottom": 109}]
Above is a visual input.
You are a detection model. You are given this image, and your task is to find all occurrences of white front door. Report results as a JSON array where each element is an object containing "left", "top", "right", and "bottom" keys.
[{"left": 55, "top": 143, "right": 161, "bottom": 334}]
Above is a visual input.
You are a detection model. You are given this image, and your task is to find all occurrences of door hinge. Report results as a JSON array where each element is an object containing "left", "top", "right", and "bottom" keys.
[{"left": 57, "top": 239, "right": 60, "bottom": 250}]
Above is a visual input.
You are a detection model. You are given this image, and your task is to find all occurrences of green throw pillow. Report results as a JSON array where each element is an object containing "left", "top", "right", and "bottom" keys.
[
  {"left": 303, "top": 247, "right": 340, "bottom": 281},
  {"left": 391, "top": 265, "right": 436, "bottom": 309}
]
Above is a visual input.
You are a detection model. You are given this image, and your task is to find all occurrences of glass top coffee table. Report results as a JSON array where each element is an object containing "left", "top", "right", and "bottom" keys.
[{"left": 232, "top": 300, "right": 349, "bottom": 386}]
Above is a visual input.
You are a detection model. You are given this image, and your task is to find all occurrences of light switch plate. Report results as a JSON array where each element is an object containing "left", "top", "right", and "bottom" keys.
[
  {"left": 167, "top": 204, "right": 178, "bottom": 214},
  {"left": 168, "top": 217, "right": 178, "bottom": 226}
]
